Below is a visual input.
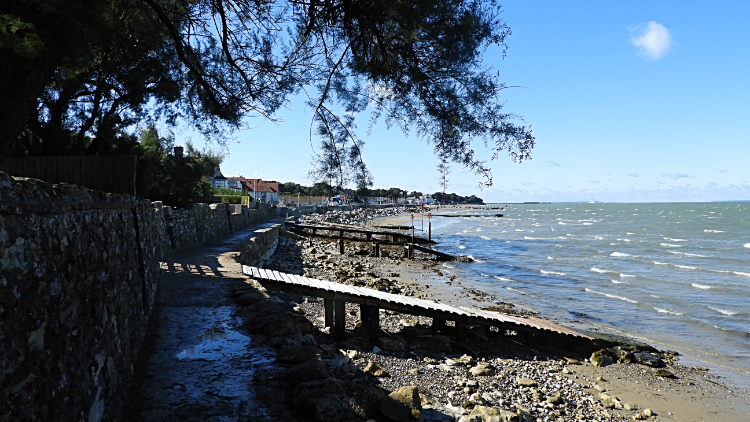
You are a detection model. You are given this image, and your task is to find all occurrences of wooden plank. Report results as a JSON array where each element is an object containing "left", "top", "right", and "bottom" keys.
[{"left": 324, "top": 298, "right": 334, "bottom": 328}]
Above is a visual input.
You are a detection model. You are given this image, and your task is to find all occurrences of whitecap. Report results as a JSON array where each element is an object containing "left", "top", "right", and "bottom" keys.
[
  {"left": 661, "top": 243, "right": 683, "bottom": 247},
  {"left": 590, "top": 268, "right": 609, "bottom": 273},
  {"left": 476, "top": 227, "right": 483, "bottom": 231},
  {"left": 654, "top": 307, "right": 683, "bottom": 316},
  {"left": 665, "top": 237, "right": 688, "bottom": 242},
  {"left": 557, "top": 236, "right": 567, "bottom": 239},
  {"left": 515, "top": 229, "right": 525, "bottom": 232},
  {"left": 653, "top": 261, "right": 669, "bottom": 266},
  {"left": 540, "top": 270, "right": 566, "bottom": 276},
  {"left": 467, "top": 256, "right": 484, "bottom": 263},
  {"left": 744, "top": 243, "right": 750, "bottom": 248},
  {"left": 582, "top": 222, "right": 593, "bottom": 225},
  {"left": 493, "top": 276, "right": 515, "bottom": 282},
  {"left": 442, "top": 263, "right": 455, "bottom": 269},
  {"left": 618, "top": 238, "right": 632, "bottom": 242},
  {"left": 585, "top": 288, "right": 638, "bottom": 304},
  {"left": 458, "top": 245, "right": 468, "bottom": 249},
  {"left": 704, "top": 229, "right": 725, "bottom": 233},
  {"left": 692, "top": 283, "right": 712, "bottom": 289},
  {"left": 627, "top": 232, "right": 635, "bottom": 235},
  {"left": 708, "top": 306, "right": 740, "bottom": 316},
  {"left": 733, "top": 272, "right": 750, "bottom": 277},
  {"left": 611, "top": 279, "right": 624, "bottom": 284},
  {"left": 523, "top": 236, "right": 540, "bottom": 240},
  {"left": 610, "top": 252, "right": 632, "bottom": 257},
  {"left": 480, "top": 236, "right": 491, "bottom": 240},
  {"left": 667, "top": 251, "right": 709, "bottom": 258},
  {"left": 480, "top": 273, "right": 490, "bottom": 277},
  {"left": 675, "top": 264, "right": 698, "bottom": 270},
  {"left": 547, "top": 256, "right": 554, "bottom": 260},
  {"left": 506, "top": 287, "right": 528, "bottom": 295},
  {"left": 620, "top": 273, "right": 636, "bottom": 278}
]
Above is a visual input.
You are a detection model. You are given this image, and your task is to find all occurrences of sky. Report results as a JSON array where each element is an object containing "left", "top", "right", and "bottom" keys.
[{"left": 180, "top": 1, "right": 750, "bottom": 203}]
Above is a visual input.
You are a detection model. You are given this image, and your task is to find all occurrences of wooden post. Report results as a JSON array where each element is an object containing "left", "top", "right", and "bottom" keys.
[
  {"left": 334, "top": 300, "right": 346, "bottom": 341},
  {"left": 364, "top": 305, "right": 379, "bottom": 342},
  {"left": 324, "top": 298, "right": 334, "bottom": 328},
  {"left": 431, "top": 318, "right": 445, "bottom": 334},
  {"left": 338, "top": 237, "right": 345, "bottom": 254},
  {"left": 428, "top": 222, "right": 431, "bottom": 242},
  {"left": 456, "top": 321, "right": 467, "bottom": 343},
  {"left": 403, "top": 245, "right": 410, "bottom": 258}
]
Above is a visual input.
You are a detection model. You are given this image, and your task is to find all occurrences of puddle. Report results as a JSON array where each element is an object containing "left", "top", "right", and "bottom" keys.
[{"left": 177, "top": 324, "right": 251, "bottom": 361}]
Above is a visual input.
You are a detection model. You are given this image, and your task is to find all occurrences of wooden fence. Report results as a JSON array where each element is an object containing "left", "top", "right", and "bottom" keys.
[{"left": 0, "top": 156, "right": 137, "bottom": 195}]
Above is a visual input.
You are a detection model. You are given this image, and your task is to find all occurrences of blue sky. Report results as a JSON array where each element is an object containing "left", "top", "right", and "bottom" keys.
[{"left": 182, "top": 1, "right": 750, "bottom": 202}]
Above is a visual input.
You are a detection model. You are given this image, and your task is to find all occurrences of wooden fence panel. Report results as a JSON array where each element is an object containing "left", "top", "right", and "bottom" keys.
[{"left": 0, "top": 156, "right": 137, "bottom": 195}]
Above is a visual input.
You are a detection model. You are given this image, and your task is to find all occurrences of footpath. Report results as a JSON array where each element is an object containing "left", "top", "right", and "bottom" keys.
[{"left": 124, "top": 220, "right": 299, "bottom": 422}]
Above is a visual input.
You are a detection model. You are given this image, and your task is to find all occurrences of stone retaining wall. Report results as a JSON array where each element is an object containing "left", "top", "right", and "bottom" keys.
[{"left": 0, "top": 172, "right": 278, "bottom": 422}]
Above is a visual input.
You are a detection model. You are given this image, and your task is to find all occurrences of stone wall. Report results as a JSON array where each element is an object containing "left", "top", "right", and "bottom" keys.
[
  {"left": 237, "top": 223, "right": 282, "bottom": 268},
  {"left": 0, "top": 172, "right": 279, "bottom": 422}
]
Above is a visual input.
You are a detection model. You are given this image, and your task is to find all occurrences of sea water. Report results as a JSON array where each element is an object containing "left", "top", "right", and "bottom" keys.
[{"left": 430, "top": 202, "right": 750, "bottom": 380}]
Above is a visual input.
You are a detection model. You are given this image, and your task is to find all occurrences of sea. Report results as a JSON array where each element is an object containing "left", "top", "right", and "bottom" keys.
[{"left": 429, "top": 202, "right": 750, "bottom": 384}]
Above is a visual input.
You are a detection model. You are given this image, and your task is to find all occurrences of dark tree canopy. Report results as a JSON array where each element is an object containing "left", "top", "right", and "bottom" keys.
[{"left": 1, "top": 0, "right": 535, "bottom": 188}]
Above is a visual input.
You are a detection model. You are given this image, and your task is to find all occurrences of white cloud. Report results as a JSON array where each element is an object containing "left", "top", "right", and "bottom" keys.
[
  {"left": 546, "top": 160, "right": 561, "bottom": 168},
  {"left": 631, "top": 21, "right": 672, "bottom": 60},
  {"left": 627, "top": 173, "right": 639, "bottom": 177},
  {"left": 589, "top": 180, "right": 600, "bottom": 184},
  {"left": 521, "top": 182, "right": 535, "bottom": 186},
  {"left": 662, "top": 171, "right": 689, "bottom": 179}
]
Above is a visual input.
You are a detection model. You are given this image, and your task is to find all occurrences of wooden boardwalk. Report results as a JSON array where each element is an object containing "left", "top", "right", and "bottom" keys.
[
  {"left": 242, "top": 266, "right": 592, "bottom": 343},
  {"left": 287, "top": 223, "right": 433, "bottom": 244}
]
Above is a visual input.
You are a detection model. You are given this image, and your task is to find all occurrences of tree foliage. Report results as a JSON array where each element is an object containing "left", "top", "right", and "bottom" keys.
[{"left": 1, "top": 0, "right": 535, "bottom": 188}]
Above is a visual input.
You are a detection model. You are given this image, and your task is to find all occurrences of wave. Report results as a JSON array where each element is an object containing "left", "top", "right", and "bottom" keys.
[
  {"left": 654, "top": 307, "right": 683, "bottom": 316},
  {"left": 590, "top": 267, "right": 610, "bottom": 274},
  {"left": 611, "top": 279, "right": 624, "bottom": 284},
  {"left": 540, "top": 270, "right": 567, "bottom": 276},
  {"left": 585, "top": 288, "right": 638, "bottom": 304},
  {"left": 708, "top": 306, "right": 740, "bottom": 316},
  {"left": 458, "top": 245, "right": 468, "bottom": 249},
  {"left": 506, "top": 287, "right": 529, "bottom": 295},
  {"left": 692, "top": 283, "right": 712, "bottom": 289},
  {"left": 582, "top": 222, "right": 593, "bottom": 225},
  {"left": 626, "top": 232, "right": 635, "bottom": 235},
  {"left": 704, "top": 229, "right": 725, "bottom": 233},
  {"left": 653, "top": 261, "right": 669, "bottom": 265},
  {"left": 467, "top": 255, "right": 484, "bottom": 263},
  {"left": 610, "top": 252, "right": 632, "bottom": 257},
  {"left": 733, "top": 272, "right": 750, "bottom": 277},
  {"left": 493, "top": 276, "right": 515, "bottom": 282},
  {"left": 515, "top": 229, "right": 525, "bottom": 232},
  {"left": 665, "top": 237, "right": 688, "bottom": 242},
  {"left": 620, "top": 273, "right": 636, "bottom": 278},
  {"left": 480, "top": 236, "right": 491, "bottom": 240},
  {"left": 675, "top": 264, "right": 698, "bottom": 270},
  {"left": 476, "top": 227, "right": 483, "bottom": 231},
  {"left": 667, "top": 251, "right": 709, "bottom": 258},
  {"left": 618, "top": 238, "right": 632, "bottom": 242},
  {"left": 661, "top": 243, "right": 683, "bottom": 247},
  {"left": 745, "top": 243, "right": 750, "bottom": 248}
]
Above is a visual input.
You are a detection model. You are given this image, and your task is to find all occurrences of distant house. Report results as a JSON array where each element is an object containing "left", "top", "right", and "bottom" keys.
[
  {"left": 228, "top": 177, "right": 279, "bottom": 203},
  {"left": 211, "top": 166, "right": 229, "bottom": 189}
]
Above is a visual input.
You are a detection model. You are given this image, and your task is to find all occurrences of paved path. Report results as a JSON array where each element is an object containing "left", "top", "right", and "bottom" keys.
[{"left": 125, "top": 221, "right": 298, "bottom": 422}]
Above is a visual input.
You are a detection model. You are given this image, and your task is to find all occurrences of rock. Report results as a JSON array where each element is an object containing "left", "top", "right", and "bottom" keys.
[
  {"left": 643, "top": 408, "right": 653, "bottom": 417},
  {"left": 306, "top": 247, "right": 317, "bottom": 254},
  {"left": 377, "top": 337, "right": 406, "bottom": 352},
  {"left": 292, "top": 378, "right": 345, "bottom": 405},
  {"left": 341, "top": 381, "right": 387, "bottom": 416},
  {"left": 276, "top": 344, "right": 321, "bottom": 363},
  {"left": 564, "top": 357, "right": 581, "bottom": 365},
  {"left": 364, "top": 361, "right": 389, "bottom": 377},
  {"left": 409, "top": 368, "right": 421, "bottom": 375},
  {"left": 380, "top": 386, "right": 423, "bottom": 422},
  {"left": 516, "top": 378, "right": 537, "bottom": 387},
  {"left": 325, "top": 351, "right": 350, "bottom": 368},
  {"left": 460, "top": 405, "right": 527, "bottom": 422},
  {"left": 624, "top": 402, "right": 639, "bottom": 411},
  {"left": 546, "top": 392, "right": 564, "bottom": 405},
  {"left": 653, "top": 368, "right": 675, "bottom": 378},
  {"left": 287, "top": 312, "right": 314, "bottom": 333},
  {"left": 306, "top": 393, "right": 366, "bottom": 422},
  {"left": 633, "top": 352, "right": 664, "bottom": 368},
  {"left": 262, "top": 320, "right": 300, "bottom": 337},
  {"left": 285, "top": 357, "right": 329, "bottom": 382},
  {"left": 470, "top": 362, "right": 495, "bottom": 376},
  {"left": 234, "top": 290, "right": 269, "bottom": 306},
  {"left": 634, "top": 412, "right": 649, "bottom": 420},
  {"left": 415, "top": 335, "right": 452, "bottom": 353}
]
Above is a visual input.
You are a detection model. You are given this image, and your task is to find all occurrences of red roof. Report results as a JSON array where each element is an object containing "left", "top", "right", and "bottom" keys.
[{"left": 228, "top": 177, "right": 278, "bottom": 193}]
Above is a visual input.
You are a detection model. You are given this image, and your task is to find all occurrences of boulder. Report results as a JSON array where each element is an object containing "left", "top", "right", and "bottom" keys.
[
  {"left": 516, "top": 378, "right": 537, "bottom": 387},
  {"left": 340, "top": 381, "right": 387, "bottom": 416},
  {"left": 634, "top": 352, "right": 664, "bottom": 368},
  {"left": 363, "top": 361, "right": 389, "bottom": 377},
  {"left": 590, "top": 350, "right": 614, "bottom": 367},
  {"left": 470, "top": 363, "right": 495, "bottom": 376},
  {"left": 292, "top": 378, "right": 345, "bottom": 406},
  {"left": 545, "top": 392, "right": 564, "bottom": 405},
  {"left": 380, "top": 386, "right": 423, "bottom": 422},
  {"left": 276, "top": 344, "right": 321, "bottom": 363},
  {"left": 305, "top": 394, "right": 366, "bottom": 422},
  {"left": 285, "top": 357, "right": 328, "bottom": 383},
  {"left": 653, "top": 368, "right": 675, "bottom": 378},
  {"left": 262, "top": 320, "right": 300, "bottom": 337}
]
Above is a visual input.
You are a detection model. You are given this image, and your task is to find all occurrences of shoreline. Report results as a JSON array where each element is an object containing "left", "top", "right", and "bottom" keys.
[{"left": 239, "top": 212, "right": 750, "bottom": 421}]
